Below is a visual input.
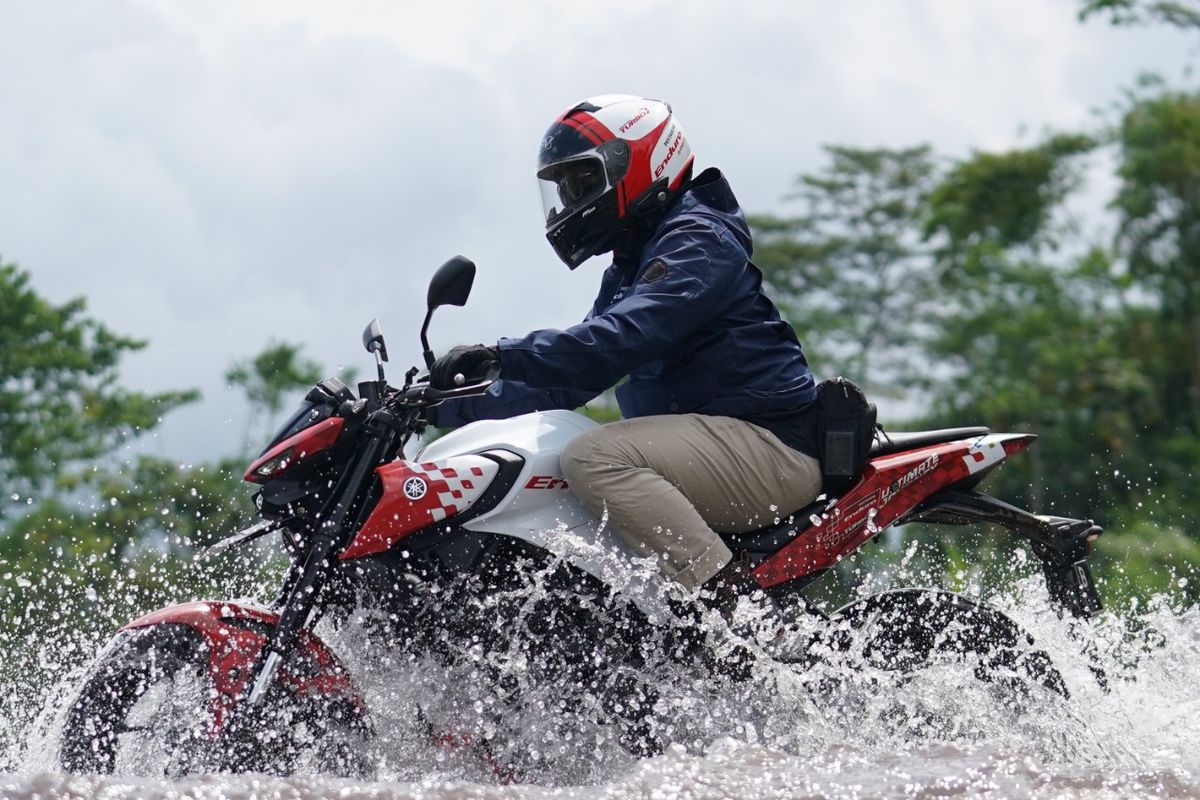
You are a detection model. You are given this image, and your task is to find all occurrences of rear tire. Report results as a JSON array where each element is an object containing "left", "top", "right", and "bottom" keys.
[{"left": 824, "top": 588, "right": 1068, "bottom": 697}]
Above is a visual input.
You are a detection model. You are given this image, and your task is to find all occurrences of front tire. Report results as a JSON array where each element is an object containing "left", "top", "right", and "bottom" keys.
[{"left": 60, "top": 624, "right": 372, "bottom": 777}]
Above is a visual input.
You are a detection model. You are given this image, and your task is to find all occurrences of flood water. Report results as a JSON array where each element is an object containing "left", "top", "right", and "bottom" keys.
[{"left": 3, "top": 560, "right": 1198, "bottom": 800}]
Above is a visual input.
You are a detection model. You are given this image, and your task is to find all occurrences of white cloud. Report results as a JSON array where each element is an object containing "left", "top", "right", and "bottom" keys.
[{"left": 0, "top": 0, "right": 1192, "bottom": 461}]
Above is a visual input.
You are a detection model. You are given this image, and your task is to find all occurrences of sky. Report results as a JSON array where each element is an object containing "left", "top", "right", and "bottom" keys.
[{"left": 0, "top": 0, "right": 1194, "bottom": 464}]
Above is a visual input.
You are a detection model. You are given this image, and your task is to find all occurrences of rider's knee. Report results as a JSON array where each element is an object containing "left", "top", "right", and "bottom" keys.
[{"left": 561, "top": 429, "right": 597, "bottom": 487}]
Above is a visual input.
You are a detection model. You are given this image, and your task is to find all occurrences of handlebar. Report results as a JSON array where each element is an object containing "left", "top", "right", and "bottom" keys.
[{"left": 392, "top": 377, "right": 496, "bottom": 407}]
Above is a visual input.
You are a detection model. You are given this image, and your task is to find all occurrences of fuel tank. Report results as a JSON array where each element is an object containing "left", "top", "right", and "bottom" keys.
[{"left": 416, "top": 411, "right": 652, "bottom": 594}]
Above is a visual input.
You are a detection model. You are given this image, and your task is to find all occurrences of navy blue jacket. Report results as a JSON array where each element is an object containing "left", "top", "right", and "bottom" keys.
[{"left": 433, "top": 168, "right": 817, "bottom": 428}]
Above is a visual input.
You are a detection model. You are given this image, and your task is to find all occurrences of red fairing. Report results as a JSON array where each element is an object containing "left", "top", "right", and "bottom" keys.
[
  {"left": 753, "top": 434, "right": 1035, "bottom": 588},
  {"left": 122, "top": 601, "right": 365, "bottom": 733},
  {"left": 243, "top": 417, "right": 345, "bottom": 483},
  {"left": 340, "top": 456, "right": 499, "bottom": 560}
]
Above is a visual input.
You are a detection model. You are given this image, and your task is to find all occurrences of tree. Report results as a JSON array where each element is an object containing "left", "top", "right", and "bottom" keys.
[
  {"left": 0, "top": 261, "right": 197, "bottom": 516},
  {"left": 225, "top": 341, "right": 324, "bottom": 450},
  {"left": 923, "top": 133, "right": 1095, "bottom": 263},
  {"left": 1078, "top": 0, "right": 1200, "bottom": 30},
  {"left": 914, "top": 133, "right": 1161, "bottom": 517},
  {"left": 1112, "top": 88, "right": 1200, "bottom": 424},
  {"left": 750, "top": 146, "right": 940, "bottom": 396}
]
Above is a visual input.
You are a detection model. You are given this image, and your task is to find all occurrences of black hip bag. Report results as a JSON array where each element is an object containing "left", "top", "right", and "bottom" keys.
[{"left": 815, "top": 377, "right": 877, "bottom": 494}]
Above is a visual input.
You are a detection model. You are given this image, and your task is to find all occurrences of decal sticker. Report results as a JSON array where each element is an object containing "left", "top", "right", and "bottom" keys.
[
  {"left": 591, "top": 98, "right": 668, "bottom": 141},
  {"left": 525, "top": 476, "right": 569, "bottom": 490},
  {"left": 619, "top": 106, "right": 650, "bottom": 134},
  {"left": 641, "top": 260, "right": 667, "bottom": 283},
  {"left": 881, "top": 454, "right": 940, "bottom": 504},
  {"left": 963, "top": 436, "right": 1007, "bottom": 475},
  {"left": 817, "top": 516, "right": 868, "bottom": 551},
  {"left": 653, "top": 124, "right": 685, "bottom": 179},
  {"left": 403, "top": 476, "right": 428, "bottom": 500}
]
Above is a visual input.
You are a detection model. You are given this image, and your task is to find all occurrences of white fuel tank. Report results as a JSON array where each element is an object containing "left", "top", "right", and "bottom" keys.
[{"left": 416, "top": 410, "right": 662, "bottom": 601}]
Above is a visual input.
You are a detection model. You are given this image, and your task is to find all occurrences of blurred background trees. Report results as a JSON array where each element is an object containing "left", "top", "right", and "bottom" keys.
[{"left": 752, "top": 72, "right": 1199, "bottom": 607}]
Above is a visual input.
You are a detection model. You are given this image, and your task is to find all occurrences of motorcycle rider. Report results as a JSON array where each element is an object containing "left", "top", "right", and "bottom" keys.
[{"left": 428, "top": 95, "right": 822, "bottom": 621}]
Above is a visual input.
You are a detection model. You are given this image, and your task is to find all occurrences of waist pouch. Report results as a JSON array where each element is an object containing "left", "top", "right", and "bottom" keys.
[{"left": 815, "top": 377, "right": 877, "bottom": 494}]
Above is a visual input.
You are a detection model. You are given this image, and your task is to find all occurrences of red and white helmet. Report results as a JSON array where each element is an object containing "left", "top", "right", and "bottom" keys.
[{"left": 537, "top": 95, "right": 695, "bottom": 268}]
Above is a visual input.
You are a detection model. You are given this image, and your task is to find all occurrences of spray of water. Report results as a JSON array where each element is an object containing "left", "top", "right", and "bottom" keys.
[{"left": 1, "top": 526, "right": 1198, "bottom": 799}]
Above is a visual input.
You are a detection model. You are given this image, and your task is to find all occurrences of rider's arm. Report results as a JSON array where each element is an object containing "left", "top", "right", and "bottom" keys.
[
  {"left": 427, "top": 380, "right": 599, "bottom": 429},
  {"left": 496, "top": 219, "right": 741, "bottom": 392}
]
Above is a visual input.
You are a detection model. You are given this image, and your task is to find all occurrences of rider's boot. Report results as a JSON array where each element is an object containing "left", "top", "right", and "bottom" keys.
[
  {"left": 694, "top": 555, "right": 785, "bottom": 676},
  {"left": 699, "top": 555, "right": 824, "bottom": 668},
  {"left": 699, "top": 555, "right": 774, "bottom": 624}
]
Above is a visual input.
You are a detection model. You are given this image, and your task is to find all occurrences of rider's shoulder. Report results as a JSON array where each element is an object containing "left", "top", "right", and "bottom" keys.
[{"left": 646, "top": 168, "right": 750, "bottom": 260}]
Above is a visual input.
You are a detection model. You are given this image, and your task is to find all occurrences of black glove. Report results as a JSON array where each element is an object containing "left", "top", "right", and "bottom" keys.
[{"left": 429, "top": 344, "right": 499, "bottom": 390}]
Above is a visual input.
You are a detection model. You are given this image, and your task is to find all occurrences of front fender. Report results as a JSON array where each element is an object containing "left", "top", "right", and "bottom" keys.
[{"left": 122, "top": 601, "right": 366, "bottom": 729}]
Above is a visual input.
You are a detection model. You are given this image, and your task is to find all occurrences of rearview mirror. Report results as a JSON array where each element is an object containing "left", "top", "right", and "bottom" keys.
[
  {"left": 362, "top": 318, "right": 388, "bottom": 362},
  {"left": 427, "top": 255, "right": 476, "bottom": 311}
]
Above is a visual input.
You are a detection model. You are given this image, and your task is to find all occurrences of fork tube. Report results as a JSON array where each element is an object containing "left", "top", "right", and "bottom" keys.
[{"left": 246, "top": 427, "right": 394, "bottom": 706}]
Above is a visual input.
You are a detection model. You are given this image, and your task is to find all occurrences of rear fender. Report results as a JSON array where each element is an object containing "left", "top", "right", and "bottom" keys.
[{"left": 122, "top": 601, "right": 365, "bottom": 730}]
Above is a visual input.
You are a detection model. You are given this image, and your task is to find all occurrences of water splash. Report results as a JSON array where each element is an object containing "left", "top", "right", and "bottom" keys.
[{"left": 1, "top": 537, "right": 1198, "bottom": 798}]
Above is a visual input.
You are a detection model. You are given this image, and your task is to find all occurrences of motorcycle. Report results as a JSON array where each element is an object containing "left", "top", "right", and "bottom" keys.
[{"left": 59, "top": 256, "right": 1105, "bottom": 777}]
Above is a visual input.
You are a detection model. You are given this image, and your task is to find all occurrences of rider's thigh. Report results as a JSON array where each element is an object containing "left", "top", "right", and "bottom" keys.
[{"left": 567, "top": 414, "right": 821, "bottom": 533}]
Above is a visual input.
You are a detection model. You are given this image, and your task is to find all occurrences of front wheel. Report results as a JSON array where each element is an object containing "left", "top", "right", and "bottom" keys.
[{"left": 60, "top": 624, "right": 371, "bottom": 777}]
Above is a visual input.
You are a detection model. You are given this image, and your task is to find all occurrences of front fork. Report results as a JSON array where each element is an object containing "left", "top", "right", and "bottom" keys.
[
  {"left": 245, "top": 421, "right": 398, "bottom": 706},
  {"left": 904, "top": 490, "right": 1104, "bottom": 618}
]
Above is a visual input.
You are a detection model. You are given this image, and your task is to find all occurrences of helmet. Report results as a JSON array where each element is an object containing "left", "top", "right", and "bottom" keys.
[{"left": 537, "top": 95, "right": 695, "bottom": 269}]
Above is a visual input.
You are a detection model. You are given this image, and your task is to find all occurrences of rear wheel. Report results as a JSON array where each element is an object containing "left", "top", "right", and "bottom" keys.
[
  {"left": 59, "top": 624, "right": 372, "bottom": 776},
  {"left": 823, "top": 589, "right": 1067, "bottom": 697}
]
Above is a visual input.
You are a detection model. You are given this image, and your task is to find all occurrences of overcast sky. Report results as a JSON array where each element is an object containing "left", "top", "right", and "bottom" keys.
[{"left": 1, "top": 0, "right": 1194, "bottom": 463}]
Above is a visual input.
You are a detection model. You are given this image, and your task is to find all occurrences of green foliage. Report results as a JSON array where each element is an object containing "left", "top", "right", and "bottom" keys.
[
  {"left": 925, "top": 134, "right": 1095, "bottom": 258},
  {"left": 0, "top": 261, "right": 198, "bottom": 516},
  {"left": 1091, "top": 518, "right": 1200, "bottom": 609},
  {"left": 1112, "top": 89, "right": 1200, "bottom": 434},
  {"left": 226, "top": 340, "right": 324, "bottom": 418},
  {"left": 755, "top": 102, "right": 1198, "bottom": 602},
  {"left": 1078, "top": 0, "right": 1200, "bottom": 30},
  {"left": 750, "top": 146, "right": 939, "bottom": 393},
  {"left": 0, "top": 456, "right": 267, "bottom": 640},
  {"left": 226, "top": 340, "right": 325, "bottom": 451},
  {"left": 915, "top": 136, "right": 1145, "bottom": 515},
  {"left": 577, "top": 386, "right": 623, "bottom": 424}
]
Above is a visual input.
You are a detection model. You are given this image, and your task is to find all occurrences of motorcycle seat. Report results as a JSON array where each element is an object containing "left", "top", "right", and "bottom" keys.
[
  {"left": 718, "top": 497, "right": 829, "bottom": 556},
  {"left": 717, "top": 427, "right": 991, "bottom": 559},
  {"left": 870, "top": 426, "right": 990, "bottom": 457}
]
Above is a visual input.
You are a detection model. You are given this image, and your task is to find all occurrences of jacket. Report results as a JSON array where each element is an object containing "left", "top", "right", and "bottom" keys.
[{"left": 432, "top": 167, "right": 817, "bottom": 428}]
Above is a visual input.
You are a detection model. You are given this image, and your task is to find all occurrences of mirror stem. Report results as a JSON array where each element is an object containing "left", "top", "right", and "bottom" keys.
[{"left": 419, "top": 308, "right": 436, "bottom": 369}]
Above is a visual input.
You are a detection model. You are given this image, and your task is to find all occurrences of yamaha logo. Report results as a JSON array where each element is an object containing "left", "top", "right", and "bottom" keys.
[{"left": 403, "top": 476, "right": 428, "bottom": 500}]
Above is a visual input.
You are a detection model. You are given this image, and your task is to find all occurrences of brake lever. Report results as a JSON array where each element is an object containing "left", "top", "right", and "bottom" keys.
[
  {"left": 395, "top": 377, "right": 495, "bottom": 406},
  {"left": 424, "top": 379, "right": 497, "bottom": 402}
]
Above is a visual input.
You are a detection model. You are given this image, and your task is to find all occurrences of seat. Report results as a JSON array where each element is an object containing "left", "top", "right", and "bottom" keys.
[
  {"left": 716, "top": 426, "right": 991, "bottom": 558},
  {"left": 717, "top": 497, "right": 829, "bottom": 555},
  {"left": 870, "top": 426, "right": 989, "bottom": 457}
]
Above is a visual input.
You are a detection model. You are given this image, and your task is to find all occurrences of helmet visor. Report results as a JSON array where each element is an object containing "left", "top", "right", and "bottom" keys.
[{"left": 537, "top": 154, "right": 609, "bottom": 225}]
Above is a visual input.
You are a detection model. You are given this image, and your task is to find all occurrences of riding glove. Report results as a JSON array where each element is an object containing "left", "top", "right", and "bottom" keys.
[{"left": 430, "top": 344, "right": 499, "bottom": 390}]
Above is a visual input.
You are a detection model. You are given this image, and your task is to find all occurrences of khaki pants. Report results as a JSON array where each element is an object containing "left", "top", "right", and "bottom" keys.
[{"left": 560, "top": 414, "right": 823, "bottom": 590}]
